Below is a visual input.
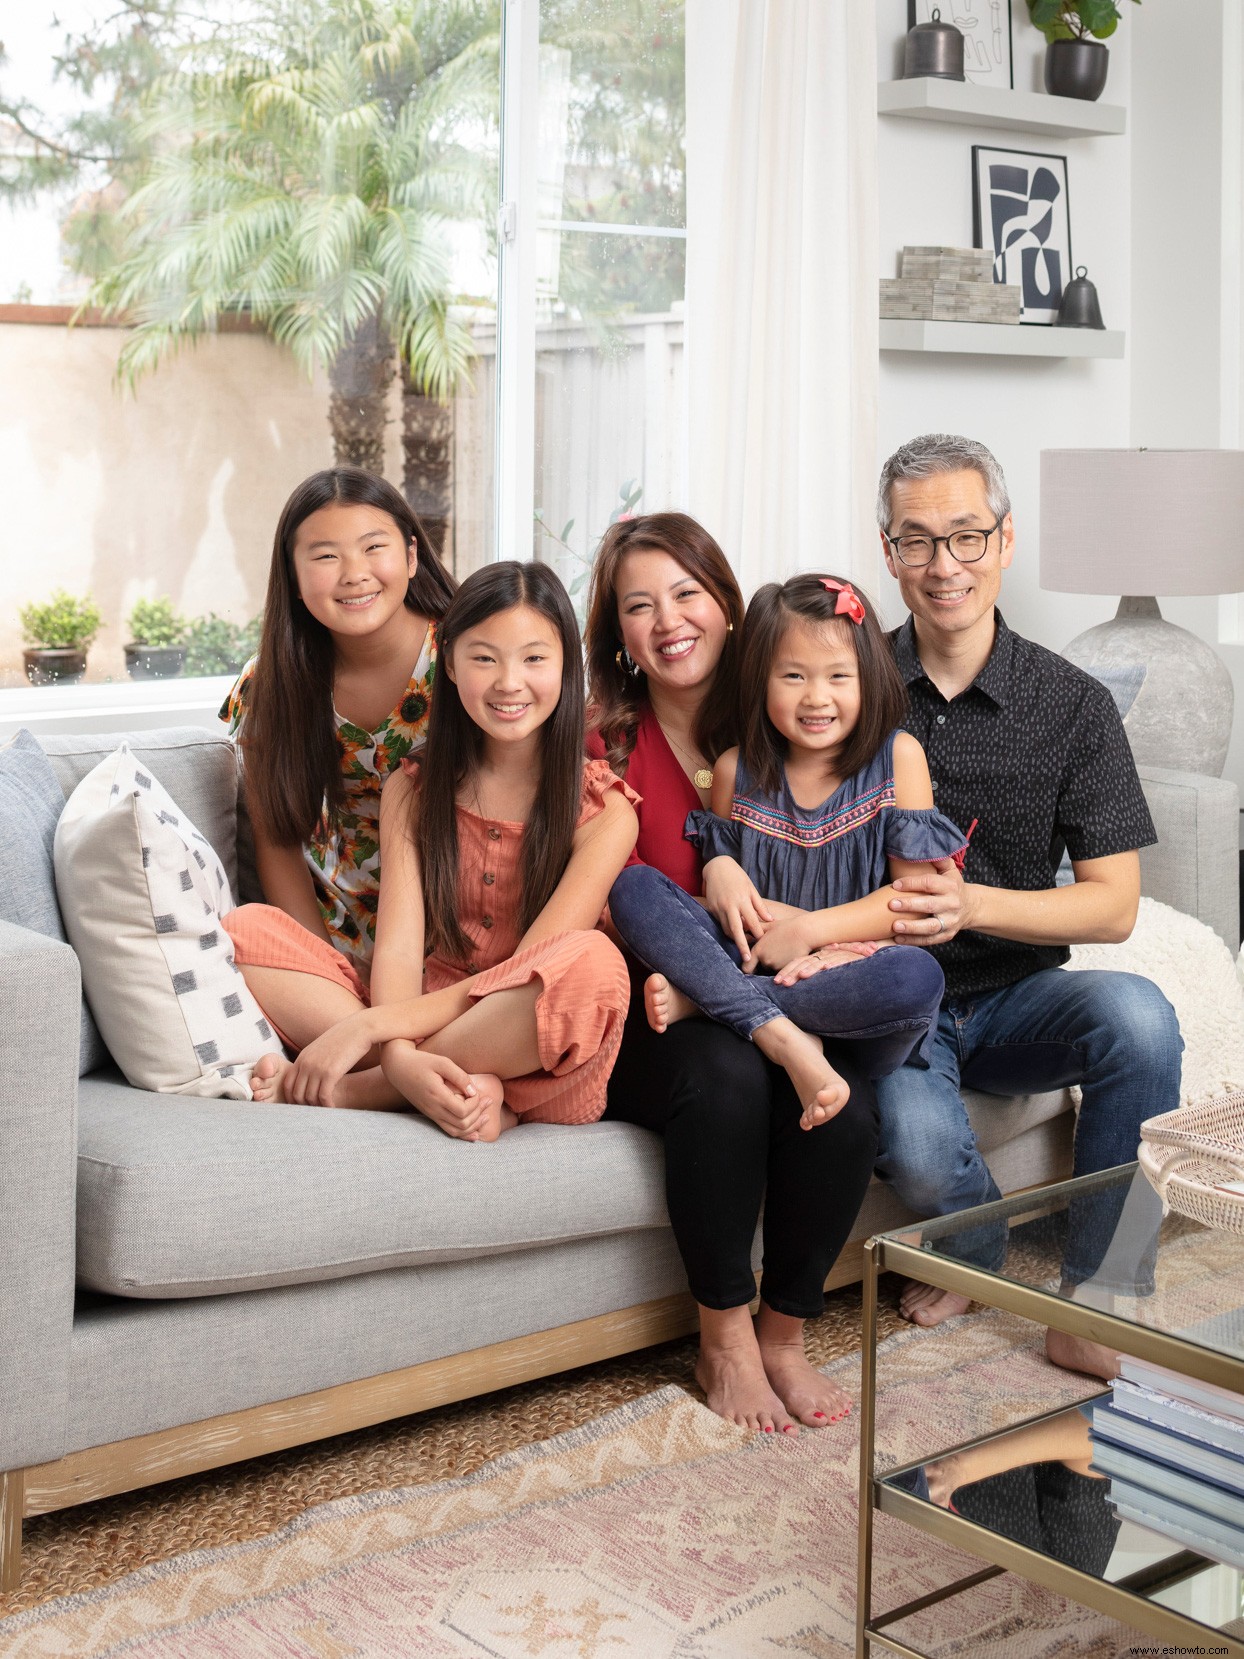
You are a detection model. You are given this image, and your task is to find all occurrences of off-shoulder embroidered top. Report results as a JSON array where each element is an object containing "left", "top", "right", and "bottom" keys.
[{"left": 685, "top": 730, "right": 967, "bottom": 913}]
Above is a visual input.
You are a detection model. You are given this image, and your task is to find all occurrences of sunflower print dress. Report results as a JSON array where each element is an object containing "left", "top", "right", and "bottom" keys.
[{"left": 220, "top": 623, "right": 437, "bottom": 982}]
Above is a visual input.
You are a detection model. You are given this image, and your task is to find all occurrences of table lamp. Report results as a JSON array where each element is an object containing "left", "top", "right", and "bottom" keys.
[{"left": 1039, "top": 448, "right": 1244, "bottom": 777}]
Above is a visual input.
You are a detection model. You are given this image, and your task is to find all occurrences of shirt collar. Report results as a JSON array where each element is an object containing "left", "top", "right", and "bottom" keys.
[{"left": 896, "top": 610, "right": 1013, "bottom": 708}]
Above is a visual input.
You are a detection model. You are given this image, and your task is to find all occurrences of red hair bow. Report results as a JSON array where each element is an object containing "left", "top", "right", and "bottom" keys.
[{"left": 820, "top": 578, "right": 865, "bottom": 626}]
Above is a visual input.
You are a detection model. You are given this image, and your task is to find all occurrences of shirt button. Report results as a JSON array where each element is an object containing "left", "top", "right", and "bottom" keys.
[
  {"left": 483, "top": 872, "right": 495, "bottom": 885},
  {"left": 487, "top": 827, "right": 501, "bottom": 841},
  {"left": 481, "top": 915, "right": 494, "bottom": 929},
  {"left": 936, "top": 714, "right": 946, "bottom": 725}
]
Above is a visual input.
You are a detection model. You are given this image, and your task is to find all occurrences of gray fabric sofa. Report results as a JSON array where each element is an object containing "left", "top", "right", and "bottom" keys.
[{"left": 1, "top": 727, "right": 1237, "bottom": 1588}]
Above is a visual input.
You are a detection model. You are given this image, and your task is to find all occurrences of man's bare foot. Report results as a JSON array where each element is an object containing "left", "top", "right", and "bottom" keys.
[
  {"left": 643, "top": 973, "right": 699, "bottom": 1034},
  {"left": 251, "top": 1052, "right": 293, "bottom": 1103},
  {"left": 1045, "top": 1326, "right": 1120, "bottom": 1381},
  {"left": 754, "top": 1019, "right": 850, "bottom": 1129},
  {"left": 695, "top": 1339, "right": 798, "bottom": 1436},
  {"left": 468, "top": 1074, "right": 520, "bottom": 1142},
  {"left": 899, "top": 1282, "right": 972, "bottom": 1327},
  {"left": 758, "top": 1341, "right": 852, "bottom": 1427}
]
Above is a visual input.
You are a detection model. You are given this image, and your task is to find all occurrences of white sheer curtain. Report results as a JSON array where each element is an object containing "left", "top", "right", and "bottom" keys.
[{"left": 685, "top": 0, "right": 879, "bottom": 597}]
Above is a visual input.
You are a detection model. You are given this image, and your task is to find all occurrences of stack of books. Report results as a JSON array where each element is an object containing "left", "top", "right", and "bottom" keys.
[
  {"left": 880, "top": 245, "right": 1020, "bottom": 325},
  {"left": 1090, "top": 1355, "right": 1244, "bottom": 1569}
]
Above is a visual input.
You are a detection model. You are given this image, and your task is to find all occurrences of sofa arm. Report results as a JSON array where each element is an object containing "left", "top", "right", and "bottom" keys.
[
  {"left": 1137, "top": 764, "right": 1240, "bottom": 952},
  {"left": 0, "top": 919, "right": 78, "bottom": 1470}
]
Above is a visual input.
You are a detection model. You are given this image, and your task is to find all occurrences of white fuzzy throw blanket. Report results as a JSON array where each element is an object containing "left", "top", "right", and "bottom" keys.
[{"left": 1067, "top": 896, "right": 1244, "bottom": 1104}]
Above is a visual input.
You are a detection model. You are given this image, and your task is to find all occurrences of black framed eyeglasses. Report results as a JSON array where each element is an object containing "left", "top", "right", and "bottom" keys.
[{"left": 884, "top": 519, "right": 1003, "bottom": 568}]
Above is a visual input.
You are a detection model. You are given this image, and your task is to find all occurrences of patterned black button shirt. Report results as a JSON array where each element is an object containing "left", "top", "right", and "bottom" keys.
[{"left": 889, "top": 611, "right": 1156, "bottom": 1001}]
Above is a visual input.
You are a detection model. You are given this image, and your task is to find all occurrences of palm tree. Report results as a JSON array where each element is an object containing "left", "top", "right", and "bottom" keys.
[{"left": 83, "top": 0, "right": 498, "bottom": 546}]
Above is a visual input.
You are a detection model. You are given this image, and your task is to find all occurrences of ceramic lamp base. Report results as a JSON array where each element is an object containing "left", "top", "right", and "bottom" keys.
[{"left": 1062, "top": 596, "right": 1232, "bottom": 777}]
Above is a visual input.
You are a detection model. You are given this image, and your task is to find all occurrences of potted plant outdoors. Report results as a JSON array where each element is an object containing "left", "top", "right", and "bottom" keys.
[
  {"left": 19, "top": 590, "right": 103, "bottom": 685},
  {"left": 181, "top": 612, "right": 262, "bottom": 678},
  {"left": 1028, "top": 0, "right": 1140, "bottom": 101},
  {"left": 125, "top": 596, "right": 188, "bottom": 680}
]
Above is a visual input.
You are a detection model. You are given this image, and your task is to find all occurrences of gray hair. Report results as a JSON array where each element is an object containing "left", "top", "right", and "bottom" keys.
[{"left": 876, "top": 434, "right": 1011, "bottom": 530}]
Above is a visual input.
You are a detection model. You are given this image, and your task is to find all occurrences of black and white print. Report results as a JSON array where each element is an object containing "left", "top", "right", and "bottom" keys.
[{"left": 972, "top": 145, "right": 1071, "bottom": 325}]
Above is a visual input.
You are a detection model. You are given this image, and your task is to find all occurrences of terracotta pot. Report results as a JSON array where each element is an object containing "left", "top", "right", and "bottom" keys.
[
  {"left": 125, "top": 643, "right": 186, "bottom": 681},
  {"left": 23, "top": 647, "right": 87, "bottom": 686},
  {"left": 1045, "top": 38, "right": 1109, "bottom": 101}
]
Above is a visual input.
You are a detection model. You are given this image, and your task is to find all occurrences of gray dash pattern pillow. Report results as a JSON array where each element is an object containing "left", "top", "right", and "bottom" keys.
[{"left": 0, "top": 729, "right": 108, "bottom": 1074}]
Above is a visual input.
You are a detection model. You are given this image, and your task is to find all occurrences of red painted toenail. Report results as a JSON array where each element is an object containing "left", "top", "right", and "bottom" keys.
[
  {"left": 813, "top": 1411, "right": 826, "bottom": 1419},
  {"left": 763, "top": 1425, "right": 774, "bottom": 1432}
]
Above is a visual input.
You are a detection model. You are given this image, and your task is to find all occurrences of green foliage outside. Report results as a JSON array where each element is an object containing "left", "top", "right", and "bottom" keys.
[
  {"left": 127, "top": 595, "right": 187, "bottom": 646},
  {"left": 182, "top": 613, "right": 263, "bottom": 677},
  {"left": 1027, "top": 0, "right": 1140, "bottom": 43},
  {"left": 20, "top": 591, "right": 104, "bottom": 651}
]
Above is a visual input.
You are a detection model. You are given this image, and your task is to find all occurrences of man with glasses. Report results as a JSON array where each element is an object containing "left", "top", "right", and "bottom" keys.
[{"left": 872, "top": 433, "right": 1181, "bottom": 1379}]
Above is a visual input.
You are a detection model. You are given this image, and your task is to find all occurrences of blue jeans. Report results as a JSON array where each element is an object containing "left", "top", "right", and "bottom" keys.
[
  {"left": 873, "top": 969, "right": 1183, "bottom": 1287},
  {"left": 608, "top": 864, "right": 946, "bottom": 1080}
]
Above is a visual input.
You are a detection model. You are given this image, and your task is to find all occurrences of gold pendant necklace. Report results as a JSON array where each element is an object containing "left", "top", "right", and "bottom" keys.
[{"left": 659, "top": 723, "right": 713, "bottom": 790}]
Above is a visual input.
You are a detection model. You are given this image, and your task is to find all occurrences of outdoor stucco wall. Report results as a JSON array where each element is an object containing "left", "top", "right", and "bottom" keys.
[{"left": 0, "top": 321, "right": 337, "bottom": 684}]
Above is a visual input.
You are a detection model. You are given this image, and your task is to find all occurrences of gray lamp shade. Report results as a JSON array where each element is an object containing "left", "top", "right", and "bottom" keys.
[{"left": 1040, "top": 448, "right": 1244, "bottom": 596}]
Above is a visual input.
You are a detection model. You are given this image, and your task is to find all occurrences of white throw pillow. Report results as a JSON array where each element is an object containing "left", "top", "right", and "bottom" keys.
[{"left": 53, "top": 744, "right": 282, "bottom": 1098}]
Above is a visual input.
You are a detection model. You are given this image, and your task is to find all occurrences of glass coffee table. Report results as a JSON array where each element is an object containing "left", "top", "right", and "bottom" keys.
[{"left": 855, "top": 1163, "right": 1244, "bottom": 1658}]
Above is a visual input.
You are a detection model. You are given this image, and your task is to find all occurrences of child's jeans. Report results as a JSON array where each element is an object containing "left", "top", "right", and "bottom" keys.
[{"left": 608, "top": 864, "right": 945, "bottom": 1080}]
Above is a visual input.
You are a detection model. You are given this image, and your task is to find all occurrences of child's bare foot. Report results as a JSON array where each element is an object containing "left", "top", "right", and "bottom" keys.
[
  {"left": 754, "top": 1019, "right": 850, "bottom": 1128},
  {"left": 696, "top": 1338, "right": 798, "bottom": 1436},
  {"left": 250, "top": 1053, "right": 293, "bottom": 1103},
  {"left": 899, "top": 1282, "right": 972, "bottom": 1327},
  {"left": 643, "top": 973, "right": 699, "bottom": 1034},
  {"left": 468, "top": 1074, "right": 520, "bottom": 1142}
]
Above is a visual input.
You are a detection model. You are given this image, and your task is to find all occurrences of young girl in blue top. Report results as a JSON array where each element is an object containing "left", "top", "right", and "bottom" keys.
[{"left": 607, "top": 571, "right": 967, "bottom": 1125}]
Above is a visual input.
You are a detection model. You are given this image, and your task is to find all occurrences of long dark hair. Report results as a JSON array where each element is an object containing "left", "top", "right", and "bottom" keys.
[
  {"left": 242, "top": 467, "right": 457, "bottom": 846},
  {"left": 415, "top": 561, "right": 585, "bottom": 966},
  {"left": 584, "top": 513, "right": 744, "bottom": 775},
  {"left": 739, "top": 574, "right": 907, "bottom": 795}
]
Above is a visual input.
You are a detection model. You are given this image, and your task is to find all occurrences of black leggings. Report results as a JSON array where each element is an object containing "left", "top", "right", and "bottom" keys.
[{"left": 603, "top": 982, "right": 879, "bottom": 1319}]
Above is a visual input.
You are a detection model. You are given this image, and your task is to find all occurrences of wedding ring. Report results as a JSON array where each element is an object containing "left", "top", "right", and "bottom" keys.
[{"left": 932, "top": 914, "right": 944, "bottom": 933}]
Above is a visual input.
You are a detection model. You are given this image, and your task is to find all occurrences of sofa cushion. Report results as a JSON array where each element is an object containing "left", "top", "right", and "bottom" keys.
[
  {"left": 42, "top": 727, "right": 241, "bottom": 896},
  {"left": 54, "top": 746, "right": 282, "bottom": 1100},
  {"left": 0, "top": 729, "right": 109, "bottom": 1074},
  {"left": 75, "top": 1074, "right": 670, "bottom": 1297}
]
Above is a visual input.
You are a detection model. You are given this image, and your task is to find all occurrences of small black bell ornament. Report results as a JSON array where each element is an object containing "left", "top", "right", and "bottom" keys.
[
  {"left": 1055, "top": 266, "right": 1105, "bottom": 329},
  {"left": 903, "top": 7, "right": 965, "bottom": 81}
]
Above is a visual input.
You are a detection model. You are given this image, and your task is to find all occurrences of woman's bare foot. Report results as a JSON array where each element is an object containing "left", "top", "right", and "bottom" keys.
[
  {"left": 756, "top": 1307, "right": 853, "bottom": 1428},
  {"left": 1045, "top": 1326, "right": 1120, "bottom": 1381},
  {"left": 250, "top": 1052, "right": 293, "bottom": 1103},
  {"left": 696, "top": 1306, "right": 798, "bottom": 1435},
  {"left": 468, "top": 1074, "right": 520, "bottom": 1142},
  {"left": 900, "top": 1282, "right": 972, "bottom": 1327},
  {"left": 754, "top": 1019, "right": 850, "bottom": 1128},
  {"left": 643, "top": 973, "right": 699, "bottom": 1034}
]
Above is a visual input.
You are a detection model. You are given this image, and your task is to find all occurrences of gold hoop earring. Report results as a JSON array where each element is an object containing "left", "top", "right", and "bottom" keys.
[
  {"left": 615, "top": 648, "right": 640, "bottom": 678},
  {"left": 726, "top": 622, "right": 734, "bottom": 633}
]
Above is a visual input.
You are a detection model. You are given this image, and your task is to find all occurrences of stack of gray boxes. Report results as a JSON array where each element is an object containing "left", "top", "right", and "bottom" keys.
[{"left": 881, "top": 246, "right": 1020, "bottom": 324}]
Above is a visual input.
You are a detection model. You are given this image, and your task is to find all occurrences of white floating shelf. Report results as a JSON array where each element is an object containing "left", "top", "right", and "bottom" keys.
[
  {"left": 880, "top": 320, "right": 1126, "bottom": 358},
  {"left": 877, "top": 78, "right": 1126, "bottom": 138}
]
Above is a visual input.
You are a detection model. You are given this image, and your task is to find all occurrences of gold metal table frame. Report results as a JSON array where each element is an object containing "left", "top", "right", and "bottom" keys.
[{"left": 854, "top": 1167, "right": 1244, "bottom": 1658}]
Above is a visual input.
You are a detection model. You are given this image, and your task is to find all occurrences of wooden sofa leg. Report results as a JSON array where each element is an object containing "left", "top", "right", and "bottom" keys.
[{"left": 0, "top": 1469, "right": 23, "bottom": 1593}]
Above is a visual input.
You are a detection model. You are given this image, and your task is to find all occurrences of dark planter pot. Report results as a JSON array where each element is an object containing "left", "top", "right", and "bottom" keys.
[
  {"left": 125, "top": 643, "right": 187, "bottom": 681},
  {"left": 1045, "top": 38, "right": 1109, "bottom": 101},
  {"left": 23, "top": 647, "right": 87, "bottom": 686}
]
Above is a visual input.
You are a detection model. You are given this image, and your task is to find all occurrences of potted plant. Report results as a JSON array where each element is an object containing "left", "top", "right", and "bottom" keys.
[
  {"left": 19, "top": 590, "right": 103, "bottom": 685},
  {"left": 125, "top": 596, "right": 188, "bottom": 680},
  {"left": 181, "top": 612, "right": 262, "bottom": 678},
  {"left": 1027, "top": 0, "right": 1140, "bottom": 101}
]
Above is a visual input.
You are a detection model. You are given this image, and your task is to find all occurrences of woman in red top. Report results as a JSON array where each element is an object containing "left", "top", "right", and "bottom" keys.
[{"left": 586, "top": 514, "right": 879, "bottom": 1435}]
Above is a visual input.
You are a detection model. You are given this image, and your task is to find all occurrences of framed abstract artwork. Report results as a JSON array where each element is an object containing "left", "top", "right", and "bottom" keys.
[
  {"left": 972, "top": 145, "right": 1071, "bottom": 325},
  {"left": 908, "top": 0, "right": 1013, "bottom": 90}
]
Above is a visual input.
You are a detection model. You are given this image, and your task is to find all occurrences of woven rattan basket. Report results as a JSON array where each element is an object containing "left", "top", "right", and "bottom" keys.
[{"left": 1139, "top": 1089, "right": 1244, "bottom": 1233}]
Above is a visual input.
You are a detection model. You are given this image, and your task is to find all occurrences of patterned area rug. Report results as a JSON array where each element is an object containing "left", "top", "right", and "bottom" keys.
[{"left": 0, "top": 1310, "right": 1146, "bottom": 1658}]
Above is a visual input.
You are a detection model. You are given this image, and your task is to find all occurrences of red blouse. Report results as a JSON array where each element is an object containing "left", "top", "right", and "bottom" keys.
[{"left": 587, "top": 704, "right": 704, "bottom": 895}]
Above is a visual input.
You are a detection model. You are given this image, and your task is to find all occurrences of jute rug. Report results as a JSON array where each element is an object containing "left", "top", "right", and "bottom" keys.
[{"left": 0, "top": 1307, "right": 1142, "bottom": 1658}]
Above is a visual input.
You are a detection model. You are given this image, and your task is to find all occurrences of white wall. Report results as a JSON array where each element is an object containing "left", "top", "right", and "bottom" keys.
[{"left": 876, "top": 0, "right": 1244, "bottom": 797}]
